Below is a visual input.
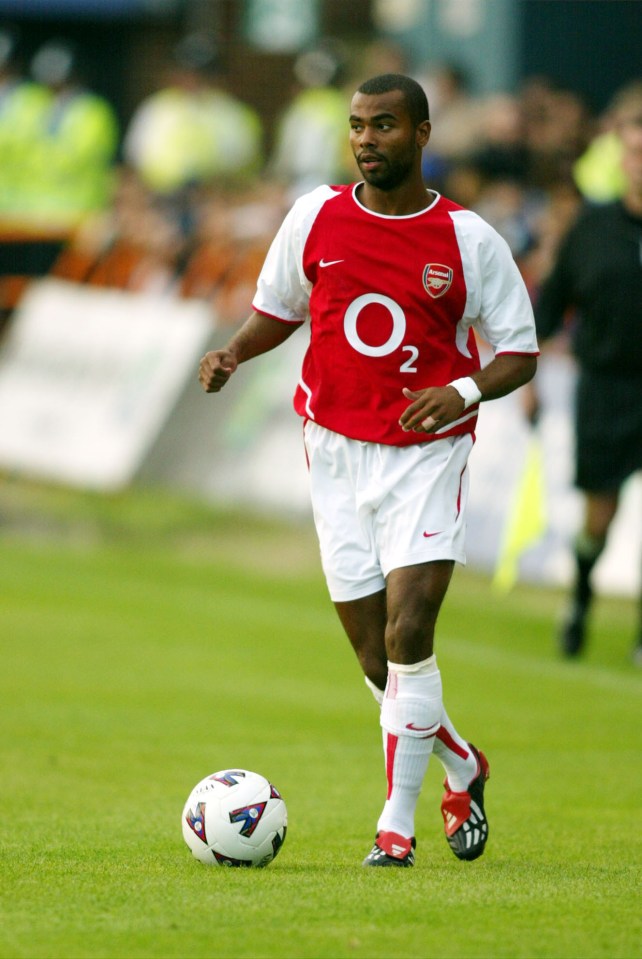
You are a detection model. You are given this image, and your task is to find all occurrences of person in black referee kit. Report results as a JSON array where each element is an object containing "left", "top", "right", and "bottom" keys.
[{"left": 532, "top": 80, "right": 642, "bottom": 664}]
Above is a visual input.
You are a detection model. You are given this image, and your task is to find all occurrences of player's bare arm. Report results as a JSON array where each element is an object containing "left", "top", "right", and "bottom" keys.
[
  {"left": 400, "top": 353, "right": 537, "bottom": 433},
  {"left": 199, "top": 311, "right": 301, "bottom": 393}
]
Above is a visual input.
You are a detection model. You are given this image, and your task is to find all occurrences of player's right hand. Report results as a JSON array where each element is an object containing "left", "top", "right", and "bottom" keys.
[{"left": 198, "top": 350, "right": 238, "bottom": 392}]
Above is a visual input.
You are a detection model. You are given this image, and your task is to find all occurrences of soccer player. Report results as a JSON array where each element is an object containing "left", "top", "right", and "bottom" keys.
[{"left": 199, "top": 74, "right": 538, "bottom": 866}]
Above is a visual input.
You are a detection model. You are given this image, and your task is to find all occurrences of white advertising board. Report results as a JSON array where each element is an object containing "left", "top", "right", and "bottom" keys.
[{"left": 0, "top": 279, "right": 213, "bottom": 490}]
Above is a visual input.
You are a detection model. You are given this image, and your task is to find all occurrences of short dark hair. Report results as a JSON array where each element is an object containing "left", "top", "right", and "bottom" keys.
[{"left": 357, "top": 73, "right": 430, "bottom": 125}]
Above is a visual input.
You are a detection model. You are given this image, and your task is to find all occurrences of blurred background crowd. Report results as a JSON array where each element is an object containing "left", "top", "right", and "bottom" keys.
[{"left": 0, "top": 0, "right": 640, "bottom": 333}]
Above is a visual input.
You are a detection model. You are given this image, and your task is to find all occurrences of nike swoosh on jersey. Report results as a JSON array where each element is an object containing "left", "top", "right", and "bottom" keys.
[
  {"left": 423, "top": 531, "right": 443, "bottom": 537},
  {"left": 319, "top": 258, "right": 344, "bottom": 267}
]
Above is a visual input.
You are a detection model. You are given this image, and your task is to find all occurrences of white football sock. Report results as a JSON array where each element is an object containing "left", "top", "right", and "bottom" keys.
[
  {"left": 365, "top": 671, "right": 477, "bottom": 792},
  {"left": 432, "top": 708, "right": 478, "bottom": 791},
  {"left": 377, "top": 656, "right": 442, "bottom": 839},
  {"left": 365, "top": 675, "right": 384, "bottom": 706}
]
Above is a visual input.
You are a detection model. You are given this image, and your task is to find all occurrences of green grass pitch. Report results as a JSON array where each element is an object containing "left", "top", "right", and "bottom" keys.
[{"left": 1, "top": 481, "right": 640, "bottom": 959}]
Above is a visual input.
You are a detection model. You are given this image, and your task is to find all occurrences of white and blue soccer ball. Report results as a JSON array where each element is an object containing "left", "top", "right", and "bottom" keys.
[{"left": 182, "top": 769, "right": 288, "bottom": 867}]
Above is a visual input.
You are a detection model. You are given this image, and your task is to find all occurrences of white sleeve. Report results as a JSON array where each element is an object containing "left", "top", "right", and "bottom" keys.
[
  {"left": 450, "top": 209, "right": 539, "bottom": 356},
  {"left": 252, "top": 185, "right": 338, "bottom": 323}
]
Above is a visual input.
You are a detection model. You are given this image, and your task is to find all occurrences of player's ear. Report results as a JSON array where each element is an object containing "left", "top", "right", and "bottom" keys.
[{"left": 417, "top": 120, "right": 431, "bottom": 149}]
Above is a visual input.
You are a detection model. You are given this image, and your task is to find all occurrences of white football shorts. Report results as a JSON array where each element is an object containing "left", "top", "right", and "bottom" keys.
[{"left": 303, "top": 420, "right": 473, "bottom": 602}]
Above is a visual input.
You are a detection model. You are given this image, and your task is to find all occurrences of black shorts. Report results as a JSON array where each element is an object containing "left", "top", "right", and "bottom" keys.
[{"left": 575, "top": 370, "right": 642, "bottom": 492}]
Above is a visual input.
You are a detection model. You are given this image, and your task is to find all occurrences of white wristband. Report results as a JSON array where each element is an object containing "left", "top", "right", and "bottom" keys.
[{"left": 448, "top": 376, "right": 482, "bottom": 410}]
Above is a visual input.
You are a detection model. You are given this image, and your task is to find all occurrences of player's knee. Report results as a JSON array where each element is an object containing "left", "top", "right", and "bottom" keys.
[{"left": 385, "top": 607, "right": 437, "bottom": 661}]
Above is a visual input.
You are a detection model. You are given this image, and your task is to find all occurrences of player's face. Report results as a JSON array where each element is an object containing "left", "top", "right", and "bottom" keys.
[{"left": 349, "top": 90, "right": 430, "bottom": 190}]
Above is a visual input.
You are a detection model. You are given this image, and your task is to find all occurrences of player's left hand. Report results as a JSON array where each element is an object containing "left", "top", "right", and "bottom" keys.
[{"left": 399, "top": 386, "right": 465, "bottom": 434}]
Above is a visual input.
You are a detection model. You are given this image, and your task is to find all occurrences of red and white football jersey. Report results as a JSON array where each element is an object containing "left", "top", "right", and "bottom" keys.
[{"left": 252, "top": 183, "right": 538, "bottom": 446}]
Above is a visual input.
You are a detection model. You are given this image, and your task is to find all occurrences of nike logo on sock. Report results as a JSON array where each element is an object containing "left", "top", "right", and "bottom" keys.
[{"left": 406, "top": 722, "right": 440, "bottom": 734}]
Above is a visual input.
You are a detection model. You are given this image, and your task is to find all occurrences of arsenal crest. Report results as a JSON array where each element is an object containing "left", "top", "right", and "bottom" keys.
[{"left": 423, "top": 264, "right": 453, "bottom": 298}]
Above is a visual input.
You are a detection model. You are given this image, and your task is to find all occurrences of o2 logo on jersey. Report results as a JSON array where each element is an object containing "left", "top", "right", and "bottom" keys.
[
  {"left": 423, "top": 264, "right": 453, "bottom": 299},
  {"left": 343, "top": 293, "right": 418, "bottom": 372}
]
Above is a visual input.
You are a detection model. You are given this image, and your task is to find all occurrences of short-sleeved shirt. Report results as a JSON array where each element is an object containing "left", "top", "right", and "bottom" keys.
[
  {"left": 535, "top": 199, "right": 642, "bottom": 375},
  {"left": 253, "top": 183, "right": 538, "bottom": 446},
  {"left": 534, "top": 199, "right": 642, "bottom": 490}
]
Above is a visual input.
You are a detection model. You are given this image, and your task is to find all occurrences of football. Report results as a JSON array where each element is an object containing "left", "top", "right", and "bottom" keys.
[{"left": 182, "top": 769, "right": 288, "bottom": 867}]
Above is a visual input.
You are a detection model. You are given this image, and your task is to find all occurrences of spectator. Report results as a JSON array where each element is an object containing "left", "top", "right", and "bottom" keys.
[
  {"left": 123, "top": 32, "right": 263, "bottom": 229},
  {"left": 418, "top": 62, "right": 483, "bottom": 188},
  {"left": 179, "top": 182, "right": 286, "bottom": 323},
  {"left": 0, "top": 35, "right": 119, "bottom": 321},
  {"left": 461, "top": 94, "right": 536, "bottom": 261},
  {"left": 267, "top": 39, "right": 352, "bottom": 199},
  {"left": 520, "top": 76, "right": 591, "bottom": 190},
  {"left": 25, "top": 39, "right": 119, "bottom": 233},
  {"left": 0, "top": 27, "right": 50, "bottom": 226},
  {"left": 573, "top": 80, "right": 642, "bottom": 202},
  {"left": 0, "top": 27, "right": 53, "bottom": 323},
  {"left": 356, "top": 38, "right": 408, "bottom": 82}
]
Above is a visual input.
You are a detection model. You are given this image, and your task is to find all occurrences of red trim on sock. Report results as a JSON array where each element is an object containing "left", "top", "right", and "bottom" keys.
[
  {"left": 436, "top": 725, "right": 470, "bottom": 760},
  {"left": 386, "top": 671, "right": 398, "bottom": 699},
  {"left": 385, "top": 733, "right": 398, "bottom": 800}
]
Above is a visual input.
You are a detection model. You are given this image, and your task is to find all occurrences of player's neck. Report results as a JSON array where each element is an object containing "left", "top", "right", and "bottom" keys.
[{"left": 357, "top": 180, "right": 435, "bottom": 216}]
